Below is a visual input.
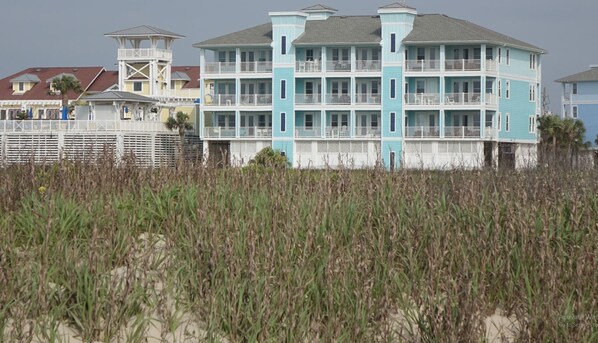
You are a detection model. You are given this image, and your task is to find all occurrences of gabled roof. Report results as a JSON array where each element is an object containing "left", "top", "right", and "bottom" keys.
[
  {"left": 46, "top": 73, "right": 78, "bottom": 83},
  {"left": 105, "top": 25, "right": 184, "bottom": 39},
  {"left": 302, "top": 4, "right": 337, "bottom": 12},
  {"left": 171, "top": 66, "right": 200, "bottom": 89},
  {"left": 294, "top": 16, "right": 381, "bottom": 46},
  {"left": 403, "top": 14, "right": 544, "bottom": 53},
  {"left": 0, "top": 67, "right": 105, "bottom": 102},
  {"left": 556, "top": 67, "right": 598, "bottom": 83},
  {"left": 9, "top": 74, "right": 41, "bottom": 83},
  {"left": 83, "top": 91, "right": 157, "bottom": 103},
  {"left": 86, "top": 70, "right": 118, "bottom": 93},
  {"left": 193, "top": 23, "right": 273, "bottom": 48},
  {"left": 171, "top": 71, "right": 191, "bottom": 82}
]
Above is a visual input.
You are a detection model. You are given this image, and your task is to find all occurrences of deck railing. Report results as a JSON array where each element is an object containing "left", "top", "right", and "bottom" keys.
[
  {"left": 405, "top": 60, "right": 441, "bottom": 72},
  {"left": 404, "top": 93, "right": 441, "bottom": 105},
  {"left": 239, "top": 94, "right": 272, "bottom": 106},
  {"left": 295, "top": 94, "right": 322, "bottom": 104},
  {"left": 204, "top": 62, "right": 236, "bottom": 74},
  {"left": 203, "top": 94, "right": 236, "bottom": 106},
  {"left": 405, "top": 126, "right": 441, "bottom": 138},
  {"left": 0, "top": 120, "right": 170, "bottom": 133},
  {"left": 445, "top": 59, "right": 482, "bottom": 71}
]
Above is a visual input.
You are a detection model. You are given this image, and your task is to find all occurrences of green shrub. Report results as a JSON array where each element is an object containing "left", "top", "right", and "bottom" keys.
[{"left": 248, "top": 147, "right": 289, "bottom": 168}]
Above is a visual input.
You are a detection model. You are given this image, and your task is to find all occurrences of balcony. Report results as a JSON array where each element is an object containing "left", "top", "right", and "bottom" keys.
[
  {"left": 0, "top": 120, "right": 171, "bottom": 133},
  {"left": 354, "top": 127, "right": 381, "bottom": 138},
  {"left": 296, "top": 94, "right": 322, "bottom": 105},
  {"left": 404, "top": 93, "right": 441, "bottom": 106},
  {"left": 325, "top": 126, "right": 351, "bottom": 138},
  {"left": 204, "top": 62, "right": 236, "bottom": 74},
  {"left": 296, "top": 60, "right": 322, "bottom": 73},
  {"left": 240, "top": 61, "right": 272, "bottom": 73},
  {"left": 355, "top": 60, "right": 381, "bottom": 72},
  {"left": 239, "top": 94, "right": 272, "bottom": 106},
  {"left": 326, "top": 61, "right": 351, "bottom": 72},
  {"left": 204, "top": 127, "right": 236, "bottom": 138},
  {"left": 445, "top": 93, "right": 482, "bottom": 106},
  {"left": 325, "top": 94, "right": 351, "bottom": 105},
  {"left": 295, "top": 126, "right": 321, "bottom": 138},
  {"left": 118, "top": 48, "right": 172, "bottom": 61},
  {"left": 354, "top": 93, "right": 381, "bottom": 105},
  {"left": 204, "top": 94, "right": 236, "bottom": 106},
  {"left": 445, "top": 59, "right": 482, "bottom": 72},
  {"left": 239, "top": 127, "right": 272, "bottom": 138},
  {"left": 405, "top": 126, "right": 441, "bottom": 138},
  {"left": 444, "top": 126, "right": 481, "bottom": 138},
  {"left": 405, "top": 60, "right": 441, "bottom": 72}
]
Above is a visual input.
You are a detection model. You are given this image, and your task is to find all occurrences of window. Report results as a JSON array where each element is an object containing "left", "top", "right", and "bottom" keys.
[
  {"left": 280, "top": 112, "right": 286, "bottom": 132},
  {"left": 331, "top": 114, "right": 338, "bottom": 127},
  {"left": 133, "top": 82, "right": 142, "bottom": 92},
  {"left": 506, "top": 49, "right": 510, "bottom": 65},
  {"left": 486, "top": 80, "right": 493, "bottom": 94},
  {"left": 529, "top": 115, "right": 536, "bottom": 133},
  {"left": 497, "top": 112, "right": 502, "bottom": 132},
  {"left": 404, "top": 49, "right": 408, "bottom": 61},
  {"left": 506, "top": 81, "right": 510, "bottom": 99},
  {"left": 498, "top": 80, "right": 502, "bottom": 98},
  {"left": 390, "top": 112, "right": 396, "bottom": 132},
  {"left": 258, "top": 115, "right": 266, "bottom": 127},
  {"left": 218, "top": 51, "right": 226, "bottom": 62},
  {"left": 529, "top": 54, "right": 536, "bottom": 70},
  {"left": 572, "top": 83, "right": 578, "bottom": 95},
  {"left": 390, "top": 33, "right": 396, "bottom": 52},
  {"left": 371, "top": 115, "right": 378, "bottom": 128},
  {"left": 486, "top": 47, "right": 494, "bottom": 60},
  {"left": 505, "top": 113, "right": 510, "bottom": 132},
  {"left": 18, "top": 82, "right": 24, "bottom": 91},
  {"left": 371, "top": 81, "right": 379, "bottom": 95},
  {"left": 529, "top": 84, "right": 536, "bottom": 102},
  {"left": 229, "top": 51, "right": 236, "bottom": 62},
  {"left": 417, "top": 48, "right": 425, "bottom": 61},
  {"left": 281, "top": 36, "right": 287, "bottom": 55},
  {"left": 498, "top": 48, "right": 502, "bottom": 64},
  {"left": 305, "top": 113, "right": 313, "bottom": 128},
  {"left": 306, "top": 49, "right": 314, "bottom": 61},
  {"left": 280, "top": 80, "right": 286, "bottom": 99},
  {"left": 573, "top": 106, "right": 578, "bottom": 119},
  {"left": 390, "top": 79, "right": 396, "bottom": 99}
]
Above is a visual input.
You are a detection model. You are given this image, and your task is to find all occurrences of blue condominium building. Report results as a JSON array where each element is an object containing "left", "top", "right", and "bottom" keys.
[
  {"left": 193, "top": 3, "right": 544, "bottom": 169},
  {"left": 557, "top": 66, "right": 598, "bottom": 148}
]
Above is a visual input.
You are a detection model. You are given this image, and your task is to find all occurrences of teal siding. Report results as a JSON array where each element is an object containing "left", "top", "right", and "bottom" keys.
[
  {"left": 498, "top": 80, "right": 536, "bottom": 141},
  {"left": 381, "top": 140, "right": 402, "bottom": 169},
  {"left": 382, "top": 66, "right": 403, "bottom": 137},
  {"left": 272, "top": 140, "right": 294, "bottom": 166},
  {"left": 272, "top": 67, "right": 295, "bottom": 138},
  {"left": 271, "top": 14, "right": 307, "bottom": 65},
  {"left": 499, "top": 48, "right": 537, "bottom": 79},
  {"left": 379, "top": 12, "right": 415, "bottom": 63}
]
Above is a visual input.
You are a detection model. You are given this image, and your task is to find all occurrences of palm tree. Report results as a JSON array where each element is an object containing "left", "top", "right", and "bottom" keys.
[
  {"left": 537, "top": 114, "right": 560, "bottom": 161},
  {"left": 559, "top": 117, "right": 586, "bottom": 165},
  {"left": 165, "top": 111, "right": 193, "bottom": 163},
  {"left": 50, "top": 75, "right": 82, "bottom": 120}
]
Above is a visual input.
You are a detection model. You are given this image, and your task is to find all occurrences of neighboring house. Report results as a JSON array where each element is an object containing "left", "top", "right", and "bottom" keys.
[
  {"left": 556, "top": 65, "right": 598, "bottom": 148},
  {"left": 193, "top": 3, "right": 544, "bottom": 169},
  {"left": 0, "top": 67, "right": 107, "bottom": 120}
]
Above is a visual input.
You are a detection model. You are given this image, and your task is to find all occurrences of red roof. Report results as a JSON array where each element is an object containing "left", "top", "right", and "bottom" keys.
[
  {"left": 0, "top": 67, "right": 105, "bottom": 101},
  {"left": 171, "top": 66, "right": 200, "bottom": 89},
  {"left": 87, "top": 70, "right": 118, "bottom": 93}
]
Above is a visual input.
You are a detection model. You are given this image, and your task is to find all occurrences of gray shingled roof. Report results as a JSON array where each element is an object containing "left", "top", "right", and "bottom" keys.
[
  {"left": 83, "top": 91, "right": 157, "bottom": 103},
  {"left": 105, "top": 25, "right": 184, "bottom": 39},
  {"left": 556, "top": 67, "right": 598, "bottom": 83},
  {"left": 171, "top": 71, "right": 191, "bottom": 81},
  {"left": 294, "top": 16, "right": 381, "bottom": 46},
  {"left": 10, "top": 74, "right": 41, "bottom": 83},
  {"left": 404, "top": 14, "right": 544, "bottom": 52},
  {"left": 193, "top": 23, "right": 273, "bottom": 48},
  {"left": 193, "top": 13, "right": 542, "bottom": 52},
  {"left": 302, "top": 4, "right": 337, "bottom": 12},
  {"left": 379, "top": 2, "right": 417, "bottom": 10}
]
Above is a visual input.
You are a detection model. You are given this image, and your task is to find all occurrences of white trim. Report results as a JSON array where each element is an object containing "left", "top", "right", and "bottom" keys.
[
  {"left": 506, "top": 49, "right": 510, "bottom": 66},
  {"left": 572, "top": 105, "right": 578, "bottom": 119},
  {"left": 280, "top": 112, "right": 287, "bottom": 132},
  {"left": 390, "top": 111, "right": 396, "bottom": 133},
  {"left": 499, "top": 73, "right": 541, "bottom": 83},
  {"left": 505, "top": 113, "right": 510, "bottom": 132},
  {"left": 269, "top": 11, "right": 309, "bottom": 17},
  {"left": 390, "top": 32, "right": 397, "bottom": 53},
  {"left": 280, "top": 79, "right": 287, "bottom": 100},
  {"left": 497, "top": 112, "right": 502, "bottom": 132},
  {"left": 377, "top": 8, "right": 417, "bottom": 15},
  {"left": 390, "top": 78, "right": 397, "bottom": 99},
  {"left": 505, "top": 80, "right": 510, "bottom": 99}
]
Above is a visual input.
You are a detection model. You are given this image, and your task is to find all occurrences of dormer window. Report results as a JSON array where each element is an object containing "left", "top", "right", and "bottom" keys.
[
  {"left": 18, "top": 82, "right": 24, "bottom": 91},
  {"left": 10, "top": 73, "right": 40, "bottom": 94}
]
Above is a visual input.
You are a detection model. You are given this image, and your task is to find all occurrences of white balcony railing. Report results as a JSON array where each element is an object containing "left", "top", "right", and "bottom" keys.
[
  {"left": 296, "top": 60, "right": 322, "bottom": 73},
  {"left": 404, "top": 93, "right": 441, "bottom": 106},
  {"left": 203, "top": 127, "right": 236, "bottom": 138},
  {"left": 445, "top": 59, "right": 482, "bottom": 72},
  {"left": 326, "top": 126, "right": 351, "bottom": 138},
  {"left": 445, "top": 93, "right": 482, "bottom": 105},
  {"left": 295, "top": 94, "right": 322, "bottom": 104},
  {"left": 118, "top": 49, "right": 172, "bottom": 61},
  {"left": 485, "top": 94, "right": 498, "bottom": 106},
  {"left": 204, "top": 62, "right": 236, "bottom": 74},
  {"left": 325, "top": 94, "right": 351, "bottom": 105},
  {"left": 240, "top": 61, "right": 273, "bottom": 73},
  {"left": 485, "top": 59, "right": 498, "bottom": 72},
  {"left": 239, "top": 127, "right": 272, "bottom": 138},
  {"left": 444, "top": 126, "right": 481, "bottom": 138},
  {"left": 354, "top": 93, "right": 382, "bottom": 104},
  {"left": 326, "top": 61, "right": 351, "bottom": 72},
  {"left": 354, "top": 127, "right": 381, "bottom": 138},
  {"left": 355, "top": 60, "right": 381, "bottom": 72},
  {"left": 204, "top": 94, "right": 236, "bottom": 106},
  {"left": 239, "top": 94, "right": 272, "bottom": 106},
  {"left": 295, "top": 126, "right": 321, "bottom": 138},
  {"left": 405, "top": 126, "right": 441, "bottom": 138},
  {"left": 0, "top": 120, "right": 171, "bottom": 133},
  {"left": 405, "top": 60, "right": 441, "bottom": 72}
]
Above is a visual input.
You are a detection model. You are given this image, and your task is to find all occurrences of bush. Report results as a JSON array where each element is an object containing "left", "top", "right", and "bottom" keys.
[{"left": 248, "top": 147, "right": 289, "bottom": 168}]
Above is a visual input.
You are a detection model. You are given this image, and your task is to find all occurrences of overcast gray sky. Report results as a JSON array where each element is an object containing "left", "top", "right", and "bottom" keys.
[{"left": 1, "top": 0, "right": 595, "bottom": 113}]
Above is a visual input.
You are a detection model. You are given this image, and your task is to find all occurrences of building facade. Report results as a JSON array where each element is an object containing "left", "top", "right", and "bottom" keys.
[
  {"left": 194, "top": 3, "right": 544, "bottom": 169},
  {"left": 557, "top": 66, "right": 598, "bottom": 148}
]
